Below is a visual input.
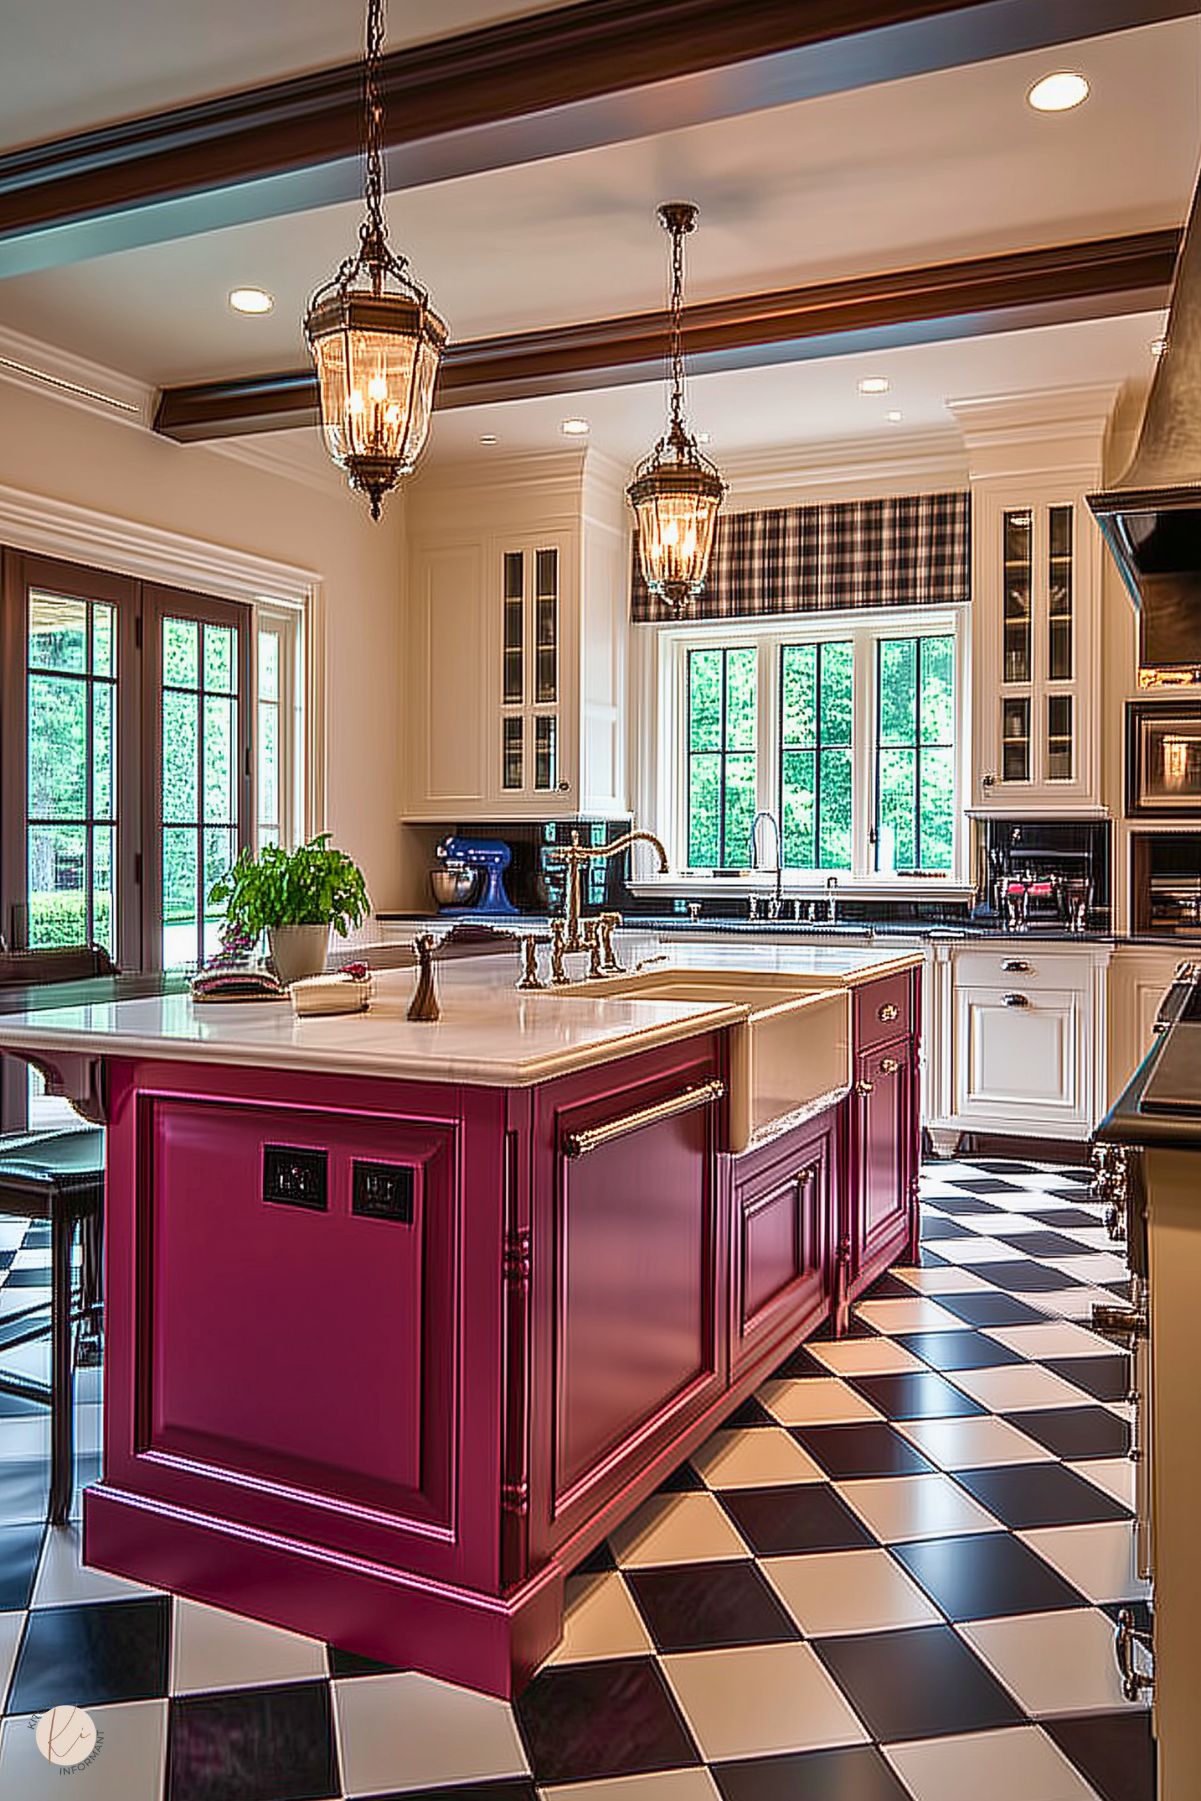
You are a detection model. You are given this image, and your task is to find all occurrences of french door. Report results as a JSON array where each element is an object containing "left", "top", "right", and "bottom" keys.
[{"left": 1, "top": 551, "right": 253, "bottom": 974}]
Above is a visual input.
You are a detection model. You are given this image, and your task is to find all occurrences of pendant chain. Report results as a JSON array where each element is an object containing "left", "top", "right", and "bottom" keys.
[
  {"left": 669, "top": 220, "right": 687, "bottom": 432},
  {"left": 361, "top": 0, "right": 387, "bottom": 260}
]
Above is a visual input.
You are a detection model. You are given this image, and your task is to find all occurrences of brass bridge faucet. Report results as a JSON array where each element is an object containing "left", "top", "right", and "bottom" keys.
[{"left": 547, "top": 829, "right": 669, "bottom": 951}]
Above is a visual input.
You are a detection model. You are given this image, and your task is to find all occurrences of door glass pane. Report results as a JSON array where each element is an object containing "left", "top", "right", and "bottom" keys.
[
  {"left": 203, "top": 695, "right": 236, "bottom": 823},
  {"left": 27, "top": 825, "right": 86, "bottom": 948},
  {"left": 878, "top": 747, "right": 917, "bottom": 870},
  {"left": 503, "top": 551, "right": 524, "bottom": 706},
  {"left": 1002, "top": 510, "right": 1032, "bottom": 684},
  {"left": 259, "top": 629, "right": 279, "bottom": 702},
  {"left": 92, "top": 825, "right": 115, "bottom": 957},
  {"left": 163, "top": 617, "right": 199, "bottom": 687},
  {"left": 534, "top": 715, "right": 557, "bottom": 791},
  {"left": 781, "top": 642, "right": 851, "bottom": 869},
  {"left": 502, "top": 716, "right": 523, "bottom": 790},
  {"left": 28, "top": 593, "right": 87, "bottom": 673},
  {"left": 203, "top": 828, "right": 236, "bottom": 959},
  {"left": 1048, "top": 504, "right": 1073, "bottom": 682},
  {"left": 204, "top": 624, "right": 237, "bottom": 694},
  {"left": 688, "top": 753, "right": 721, "bottom": 868},
  {"left": 535, "top": 548, "right": 558, "bottom": 705},
  {"left": 92, "top": 603, "right": 114, "bottom": 677},
  {"left": 93, "top": 682, "right": 114, "bottom": 818},
  {"left": 162, "top": 690, "right": 198, "bottom": 823},
  {"left": 919, "top": 746, "right": 955, "bottom": 870},
  {"left": 875, "top": 635, "right": 956, "bottom": 872},
  {"left": 1047, "top": 693, "right": 1073, "bottom": 781},
  {"left": 1002, "top": 696, "right": 1031, "bottom": 782},
  {"left": 258, "top": 698, "right": 279, "bottom": 840},
  {"left": 28, "top": 675, "right": 86, "bottom": 817},
  {"left": 162, "top": 827, "right": 198, "bottom": 968},
  {"left": 687, "top": 647, "right": 758, "bottom": 868}
]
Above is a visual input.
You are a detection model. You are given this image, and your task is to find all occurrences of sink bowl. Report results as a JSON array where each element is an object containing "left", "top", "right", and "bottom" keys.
[{"left": 549, "top": 968, "right": 850, "bottom": 1153}]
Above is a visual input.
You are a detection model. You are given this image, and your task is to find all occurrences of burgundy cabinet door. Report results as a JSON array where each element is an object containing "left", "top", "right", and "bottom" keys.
[
  {"left": 849, "top": 1036, "right": 914, "bottom": 1293},
  {"left": 730, "top": 1120, "right": 831, "bottom": 1380}
]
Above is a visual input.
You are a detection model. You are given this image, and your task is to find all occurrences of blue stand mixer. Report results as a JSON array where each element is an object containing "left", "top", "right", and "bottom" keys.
[{"left": 433, "top": 836, "right": 520, "bottom": 917}]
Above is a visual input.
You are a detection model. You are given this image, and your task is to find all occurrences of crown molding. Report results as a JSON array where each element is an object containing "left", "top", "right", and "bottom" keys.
[
  {"left": 717, "top": 429, "right": 969, "bottom": 502},
  {"left": 0, "top": 322, "right": 154, "bottom": 429},
  {"left": 205, "top": 432, "right": 349, "bottom": 500},
  {"left": 947, "top": 381, "right": 1122, "bottom": 480}
]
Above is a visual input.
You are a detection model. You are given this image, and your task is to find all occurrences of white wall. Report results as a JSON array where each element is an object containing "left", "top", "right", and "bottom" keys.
[{"left": 0, "top": 382, "right": 408, "bottom": 909}]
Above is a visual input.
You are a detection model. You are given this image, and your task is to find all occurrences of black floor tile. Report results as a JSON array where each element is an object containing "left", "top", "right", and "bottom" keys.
[
  {"left": 718, "top": 1483, "right": 877, "bottom": 1556},
  {"left": 970, "top": 1161, "right": 1044, "bottom": 1175},
  {"left": 951, "top": 1178, "right": 1033, "bottom": 1194},
  {"left": 813, "top": 1624, "right": 1024, "bottom": 1741},
  {"left": 971, "top": 1260, "right": 1081, "bottom": 1293},
  {"left": 891, "top": 1530, "right": 1089, "bottom": 1620},
  {"left": 920, "top": 1218, "right": 972, "bottom": 1241},
  {"left": 1042, "top": 1355, "right": 1132, "bottom": 1403},
  {"left": 0, "top": 1391, "right": 45, "bottom": 1418},
  {"left": 953, "top": 1461, "right": 1132, "bottom": 1528},
  {"left": 713, "top": 1744, "right": 912, "bottom": 1801},
  {"left": 0, "top": 1519, "right": 44, "bottom": 1609},
  {"left": 654, "top": 1460, "right": 706, "bottom": 1494},
  {"left": 1044, "top": 1710, "right": 1156, "bottom": 1801},
  {"left": 847, "top": 1371, "right": 986, "bottom": 1420},
  {"left": 921, "top": 1193, "right": 1003, "bottom": 1216},
  {"left": 1006, "top": 1405, "right": 1131, "bottom": 1461},
  {"left": 792, "top": 1422, "right": 935, "bottom": 1480},
  {"left": 362, "top": 1785, "right": 537, "bottom": 1801},
  {"left": 515, "top": 1656, "right": 699, "bottom": 1784},
  {"left": 324, "top": 1644, "right": 404, "bottom": 1678},
  {"left": 166, "top": 1680, "right": 338, "bottom": 1801},
  {"left": 9, "top": 1595, "right": 171, "bottom": 1712},
  {"left": 810, "top": 1312, "right": 878, "bottom": 1341},
  {"left": 993, "top": 1230, "right": 1097, "bottom": 1260},
  {"left": 894, "top": 1330, "right": 1023, "bottom": 1372},
  {"left": 0, "top": 1454, "right": 50, "bottom": 1521},
  {"left": 722, "top": 1395, "right": 778, "bottom": 1429},
  {"left": 933, "top": 1291, "right": 1048, "bottom": 1328},
  {"left": 770, "top": 1344, "right": 831, "bottom": 1380},
  {"left": 863, "top": 1272, "right": 921, "bottom": 1298},
  {"left": 914, "top": 1249, "right": 949, "bottom": 1268},
  {"left": 1024, "top": 1206, "right": 1104, "bottom": 1228},
  {"left": 573, "top": 1539, "right": 617, "bottom": 1576},
  {"left": 3, "top": 1267, "right": 54, "bottom": 1287},
  {"left": 625, "top": 1559, "right": 800, "bottom": 1653}
]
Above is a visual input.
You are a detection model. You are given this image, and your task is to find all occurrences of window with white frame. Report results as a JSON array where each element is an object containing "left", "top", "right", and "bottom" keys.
[
  {"left": 255, "top": 603, "right": 305, "bottom": 852},
  {"left": 665, "top": 609, "right": 966, "bottom": 881}
]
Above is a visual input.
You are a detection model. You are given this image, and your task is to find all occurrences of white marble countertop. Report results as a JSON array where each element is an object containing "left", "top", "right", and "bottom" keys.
[{"left": 0, "top": 939, "right": 918, "bottom": 1087}]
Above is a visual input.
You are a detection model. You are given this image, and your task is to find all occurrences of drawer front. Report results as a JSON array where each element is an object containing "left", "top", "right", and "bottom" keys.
[
  {"left": 855, "top": 972, "right": 913, "bottom": 1050},
  {"left": 954, "top": 948, "right": 1091, "bottom": 993},
  {"left": 954, "top": 983, "right": 1086, "bottom": 1124}
]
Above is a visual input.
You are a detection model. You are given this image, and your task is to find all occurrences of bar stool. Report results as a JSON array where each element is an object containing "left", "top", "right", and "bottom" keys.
[{"left": 0, "top": 945, "right": 111, "bottom": 1524}]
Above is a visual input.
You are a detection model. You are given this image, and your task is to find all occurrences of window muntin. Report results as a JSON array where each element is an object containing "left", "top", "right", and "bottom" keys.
[
  {"left": 874, "top": 633, "right": 955, "bottom": 873},
  {"left": 686, "top": 645, "right": 757, "bottom": 868},
  {"left": 780, "top": 641, "right": 853, "bottom": 870}
]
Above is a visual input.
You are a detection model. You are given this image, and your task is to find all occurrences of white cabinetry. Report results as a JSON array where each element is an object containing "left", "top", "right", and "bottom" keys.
[
  {"left": 1107, "top": 944, "right": 1182, "bottom": 1107},
  {"left": 950, "top": 388, "right": 1116, "bottom": 815},
  {"left": 403, "top": 450, "right": 628, "bottom": 821}
]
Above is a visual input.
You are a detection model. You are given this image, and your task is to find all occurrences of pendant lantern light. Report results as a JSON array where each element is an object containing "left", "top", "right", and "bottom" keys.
[
  {"left": 627, "top": 203, "right": 725, "bottom": 611},
  {"left": 304, "top": 0, "right": 447, "bottom": 519}
]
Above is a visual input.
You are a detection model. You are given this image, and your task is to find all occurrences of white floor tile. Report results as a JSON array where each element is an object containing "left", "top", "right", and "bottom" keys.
[
  {"left": 547, "top": 1572, "right": 651, "bottom": 1665},
  {"left": 691, "top": 1427, "right": 825, "bottom": 1488},
  {"left": 836, "top": 1472, "right": 1001, "bottom": 1542},
  {"left": 610, "top": 1492, "right": 750, "bottom": 1568},
  {"left": 1072, "top": 1458, "right": 1137, "bottom": 1510},
  {"left": 806, "top": 1337, "right": 928, "bottom": 1376},
  {"left": 0, "top": 1611, "right": 22, "bottom": 1714},
  {"left": 757, "top": 1377, "right": 882, "bottom": 1427},
  {"left": 1024, "top": 1287, "right": 1127, "bottom": 1324},
  {"left": 890, "top": 1267, "right": 995, "bottom": 1296},
  {"left": 944, "top": 1365, "right": 1095, "bottom": 1413},
  {"left": 0, "top": 1699, "right": 166, "bottom": 1800},
  {"left": 32, "top": 1527, "right": 160, "bottom": 1610},
  {"left": 1044, "top": 1253, "right": 1130, "bottom": 1285},
  {"left": 332, "top": 1670, "right": 529, "bottom": 1794},
  {"left": 1018, "top": 1522, "right": 1150, "bottom": 1604},
  {"left": 170, "top": 1597, "right": 327, "bottom": 1693},
  {"left": 961, "top": 1608, "right": 1140, "bottom": 1716},
  {"left": 763, "top": 1547, "right": 942, "bottom": 1636},
  {"left": 958, "top": 1213, "right": 1051, "bottom": 1237},
  {"left": 885, "top": 1723, "right": 1101, "bottom": 1801},
  {"left": 542, "top": 1771, "right": 722, "bottom": 1801},
  {"left": 896, "top": 1415, "right": 1055, "bottom": 1470},
  {"left": 927, "top": 1238, "right": 1022, "bottom": 1265},
  {"left": 852, "top": 1298, "right": 965, "bottom": 1335},
  {"left": 982, "top": 1321, "right": 1114, "bottom": 1361},
  {"left": 662, "top": 1641, "right": 869, "bottom": 1761}
]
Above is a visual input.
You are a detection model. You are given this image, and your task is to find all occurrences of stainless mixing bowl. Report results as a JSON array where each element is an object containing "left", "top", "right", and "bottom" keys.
[{"left": 429, "top": 866, "right": 477, "bottom": 908}]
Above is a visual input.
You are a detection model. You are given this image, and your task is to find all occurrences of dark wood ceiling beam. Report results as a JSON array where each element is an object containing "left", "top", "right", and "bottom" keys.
[
  {"left": 1, "top": 0, "right": 1193, "bottom": 277},
  {"left": 152, "top": 228, "right": 1179, "bottom": 441}
]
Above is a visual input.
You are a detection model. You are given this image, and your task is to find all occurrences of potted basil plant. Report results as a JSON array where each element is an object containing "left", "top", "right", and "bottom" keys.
[{"left": 208, "top": 835, "right": 371, "bottom": 985}]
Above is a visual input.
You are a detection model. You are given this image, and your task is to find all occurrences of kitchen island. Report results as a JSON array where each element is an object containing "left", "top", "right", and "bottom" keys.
[{"left": 0, "top": 940, "right": 920, "bottom": 1696}]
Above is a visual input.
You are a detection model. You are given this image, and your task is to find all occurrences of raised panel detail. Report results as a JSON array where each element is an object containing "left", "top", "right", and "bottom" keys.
[
  {"left": 731, "top": 1129, "right": 829, "bottom": 1379},
  {"left": 416, "top": 544, "right": 487, "bottom": 807},
  {"left": 957, "top": 985, "right": 1079, "bottom": 1116}
]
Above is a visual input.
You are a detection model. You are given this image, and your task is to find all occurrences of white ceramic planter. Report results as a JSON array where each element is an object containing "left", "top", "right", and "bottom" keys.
[{"left": 267, "top": 924, "right": 330, "bottom": 986}]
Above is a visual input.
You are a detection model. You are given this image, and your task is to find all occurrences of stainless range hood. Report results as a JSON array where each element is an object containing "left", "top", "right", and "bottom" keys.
[{"left": 1089, "top": 167, "right": 1201, "bottom": 670}]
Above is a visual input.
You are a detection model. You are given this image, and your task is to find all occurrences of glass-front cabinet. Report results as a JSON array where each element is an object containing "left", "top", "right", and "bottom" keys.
[
  {"left": 497, "top": 541, "right": 568, "bottom": 802},
  {"left": 974, "top": 489, "right": 1098, "bottom": 809}
]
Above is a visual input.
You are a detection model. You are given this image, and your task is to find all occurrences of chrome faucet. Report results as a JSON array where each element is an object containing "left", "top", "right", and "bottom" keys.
[
  {"left": 547, "top": 828, "right": 669, "bottom": 952},
  {"left": 749, "top": 810, "right": 784, "bottom": 920},
  {"left": 825, "top": 874, "right": 839, "bottom": 924}
]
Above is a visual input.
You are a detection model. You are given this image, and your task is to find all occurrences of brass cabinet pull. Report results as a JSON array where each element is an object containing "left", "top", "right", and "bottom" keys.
[
  {"left": 1001, "top": 958, "right": 1032, "bottom": 973},
  {"left": 880, "top": 1056, "right": 901, "bottom": 1075},
  {"left": 855, "top": 1079, "right": 874, "bottom": 1097},
  {"left": 562, "top": 1079, "right": 725, "bottom": 1158},
  {"left": 1001, "top": 992, "right": 1029, "bottom": 1008},
  {"left": 1114, "top": 1608, "right": 1154, "bottom": 1701},
  {"left": 1090, "top": 1302, "right": 1148, "bottom": 1346},
  {"left": 877, "top": 1002, "right": 899, "bottom": 1022}
]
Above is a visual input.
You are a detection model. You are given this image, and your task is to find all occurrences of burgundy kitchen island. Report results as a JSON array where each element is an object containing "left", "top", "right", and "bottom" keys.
[{"left": 0, "top": 944, "right": 920, "bottom": 1697}]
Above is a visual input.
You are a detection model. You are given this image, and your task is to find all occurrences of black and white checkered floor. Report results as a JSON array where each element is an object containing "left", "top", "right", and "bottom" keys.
[{"left": 0, "top": 1161, "right": 1154, "bottom": 1801}]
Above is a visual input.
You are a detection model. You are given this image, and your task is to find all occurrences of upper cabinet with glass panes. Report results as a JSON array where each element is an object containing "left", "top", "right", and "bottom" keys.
[{"left": 970, "top": 489, "right": 1100, "bottom": 810}]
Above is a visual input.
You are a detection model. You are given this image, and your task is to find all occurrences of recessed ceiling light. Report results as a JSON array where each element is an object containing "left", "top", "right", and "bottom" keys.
[
  {"left": 1027, "top": 72, "right": 1089, "bottom": 113},
  {"left": 885, "top": 410, "right": 904, "bottom": 423},
  {"left": 857, "top": 376, "right": 890, "bottom": 396},
  {"left": 228, "top": 287, "right": 274, "bottom": 315},
  {"left": 560, "top": 418, "right": 590, "bottom": 436},
  {"left": 1150, "top": 335, "right": 1168, "bottom": 358},
  {"left": 479, "top": 433, "right": 499, "bottom": 445}
]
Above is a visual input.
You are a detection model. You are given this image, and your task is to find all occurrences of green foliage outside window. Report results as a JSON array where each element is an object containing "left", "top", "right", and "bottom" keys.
[
  {"left": 687, "top": 647, "right": 757, "bottom": 868},
  {"left": 876, "top": 634, "right": 955, "bottom": 872}
]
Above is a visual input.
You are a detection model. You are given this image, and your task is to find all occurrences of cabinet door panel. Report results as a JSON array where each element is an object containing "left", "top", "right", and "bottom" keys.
[
  {"left": 955, "top": 983, "right": 1081, "bottom": 1121},
  {"left": 409, "top": 545, "right": 488, "bottom": 809},
  {"left": 854, "top": 1043, "right": 911, "bottom": 1267},
  {"left": 732, "top": 1125, "right": 830, "bottom": 1378}
]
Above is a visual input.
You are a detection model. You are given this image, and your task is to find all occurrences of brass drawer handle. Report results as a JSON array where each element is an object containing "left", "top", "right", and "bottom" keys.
[
  {"left": 855, "top": 1079, "right": 874, "bottom": 1097},
  {"left": 880, "top": 1057, "right": 901, "bottom": 1075},
  {"left": 1002, "top": 958, "right": 1032, "bottom": 973},
  {"left": 877, "top": 1003, "right": 899, "bottom": 1022},
  {"left": 1114, "top": 1608, "right": 1154, "bottom": 1701},
  {"left": 1001, "top": 992, "right": 1029, "bottom": 1008},
  {"left": 562, "top": 1079, "right": 725, "bottom": 1158}
]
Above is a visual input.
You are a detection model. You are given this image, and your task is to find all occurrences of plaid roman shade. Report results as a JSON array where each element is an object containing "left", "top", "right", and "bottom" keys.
[{"left": 630, "top": 489, "right": 970, "bottom": 622}]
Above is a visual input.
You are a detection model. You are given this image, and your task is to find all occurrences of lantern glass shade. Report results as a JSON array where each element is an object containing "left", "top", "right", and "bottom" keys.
[
  {"left": 306, "top": 289, "right": 447, "bottom": 515},
  {"left": 629, "top": 459, "right": 724, "bottom": 609}
]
